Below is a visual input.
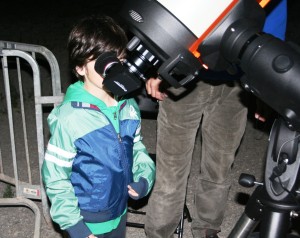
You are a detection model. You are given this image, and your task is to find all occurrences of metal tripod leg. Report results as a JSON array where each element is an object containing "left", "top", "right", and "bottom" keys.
[
  {"left": 174, "top": 204, "right": 192, "bottom": 238},
  {"left": 229, "top": 185, "right": 300, "bottom": 238},
  {"left": 228, "top": 187, "right": 262, "bottom": 238},
  {"left": 127, "top": 203, "right": 192, "bottom": 237}
]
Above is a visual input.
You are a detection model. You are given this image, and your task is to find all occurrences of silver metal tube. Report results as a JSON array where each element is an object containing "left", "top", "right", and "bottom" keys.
[{"left": 0, "top": 197, "right": 41, "bottom": 238}]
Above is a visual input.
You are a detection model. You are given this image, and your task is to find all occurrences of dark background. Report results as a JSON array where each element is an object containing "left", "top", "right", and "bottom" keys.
[
  {"left": 0, "top": 0, "right": 124, "bottom": 92},
  {"left": 0, "top": 0, "right": 299, "bottom": 93}
]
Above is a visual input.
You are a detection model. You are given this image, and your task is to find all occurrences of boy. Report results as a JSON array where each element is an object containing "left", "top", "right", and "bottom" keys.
[{"left": 42, "top": 15, "right": 155, "bottom": 238}]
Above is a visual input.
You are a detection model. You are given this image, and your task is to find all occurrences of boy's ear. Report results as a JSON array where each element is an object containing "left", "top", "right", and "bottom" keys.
[{"left": 76, "top": 66, "right": 85, "bottom": 76}]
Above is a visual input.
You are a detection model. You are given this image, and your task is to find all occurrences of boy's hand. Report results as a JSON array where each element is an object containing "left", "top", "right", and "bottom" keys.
[
  {"left": 87, "top": 235, "right": 97, "bottom": 238},
  {"left": 127, "top": 177, "right": 148, "bottom": 200},
  {"left": 128, "top": 185, "right": 139, "bottom": 198}
]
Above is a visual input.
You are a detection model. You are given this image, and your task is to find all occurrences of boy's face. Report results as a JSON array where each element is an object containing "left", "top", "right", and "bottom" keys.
[{"left": 76, "top": 59, "right": 105, "bottom": 90}]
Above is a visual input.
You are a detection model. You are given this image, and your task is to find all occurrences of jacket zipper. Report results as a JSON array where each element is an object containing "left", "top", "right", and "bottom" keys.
[
  {"left": 111, "top": 110, "right": 129, "bottom": 193},
  {"left": 113, "top": 111, "right": 122, "bottom": 142},
  {"left": 117, "top": 133, "right": 122, "bottom": 142},
  {"left": 103, "top": 108, "right": 129, "bottom": 194}
]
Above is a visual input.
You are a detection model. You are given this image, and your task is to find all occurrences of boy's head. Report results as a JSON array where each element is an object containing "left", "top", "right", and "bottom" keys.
[{"left": 68, "top": 15, "right": 128, "bottom": 80}]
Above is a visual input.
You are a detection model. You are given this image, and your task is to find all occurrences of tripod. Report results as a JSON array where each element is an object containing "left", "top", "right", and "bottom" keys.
[{"left": 229, "top": 117, "right": 300, "bottom": 238}]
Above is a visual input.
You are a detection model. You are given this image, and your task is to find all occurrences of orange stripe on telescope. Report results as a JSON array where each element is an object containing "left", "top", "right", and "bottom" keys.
[
  {"left": 189, "top": 0, "right": 270, "bottom": 59},
  {"left": 189, "top": 0, "right": 239, "bottom": 58},
  {"left": 257, "top": 0, "right": 271, "bottom": 8}
]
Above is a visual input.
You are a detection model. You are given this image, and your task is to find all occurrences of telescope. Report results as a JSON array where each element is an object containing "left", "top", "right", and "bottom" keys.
[
  {"left": 94, "top": 0, "right": 300, "bottom": 237},
  {"left": 95, "top": 0, "right": 300, "bottom": 133}
]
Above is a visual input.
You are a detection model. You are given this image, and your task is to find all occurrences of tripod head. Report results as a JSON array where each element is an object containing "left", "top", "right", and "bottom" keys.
[{"left": 264, "top": 118, "right": 300, "bottom": 201}]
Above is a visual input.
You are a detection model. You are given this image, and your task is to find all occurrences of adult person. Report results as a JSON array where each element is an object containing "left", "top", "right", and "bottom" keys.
[{"left": 144, "top": 1, "right": 287, "bottom": 237}]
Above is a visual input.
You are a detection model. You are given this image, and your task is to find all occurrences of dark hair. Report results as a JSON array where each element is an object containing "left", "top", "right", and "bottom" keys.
[{"left": 68, "top": 15, "right": 128, "bottom": 80}]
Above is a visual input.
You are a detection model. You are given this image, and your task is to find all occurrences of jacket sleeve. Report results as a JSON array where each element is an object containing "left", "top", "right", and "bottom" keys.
[
  {"left": 263, "top": 0, "right": 287, "bottom": 40},
  {"left": 132, "top": 119, "right": 156, "bottom": 195},
  {"left": 41, "top": 112, "right": 91, "bottom": 238}
]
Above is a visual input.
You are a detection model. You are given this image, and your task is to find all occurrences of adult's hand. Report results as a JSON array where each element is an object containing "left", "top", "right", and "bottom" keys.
[
  {"left": 145, "top": 77, "right": 167, "bottom": 101},
  {"left": 255, "top": 98, "right": 274, "bottom": 123}
]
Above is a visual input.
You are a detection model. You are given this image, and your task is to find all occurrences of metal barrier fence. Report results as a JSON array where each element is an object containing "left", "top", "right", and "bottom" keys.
[{"left": 0, "top": 41, "right": 64, "bottom": 238}]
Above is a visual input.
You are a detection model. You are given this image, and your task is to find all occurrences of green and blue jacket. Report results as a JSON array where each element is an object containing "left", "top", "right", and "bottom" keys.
[{"left": 42, "top": 81, "right": 155, "bottom": 237}]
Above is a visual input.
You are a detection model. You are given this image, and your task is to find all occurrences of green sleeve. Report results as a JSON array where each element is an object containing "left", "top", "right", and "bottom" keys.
[
  {"left": 132, "top": 121, "right": 156, "bottom": 194},
  {"left": 41, "top": 112, "right": 86, "bottom": 231}
]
